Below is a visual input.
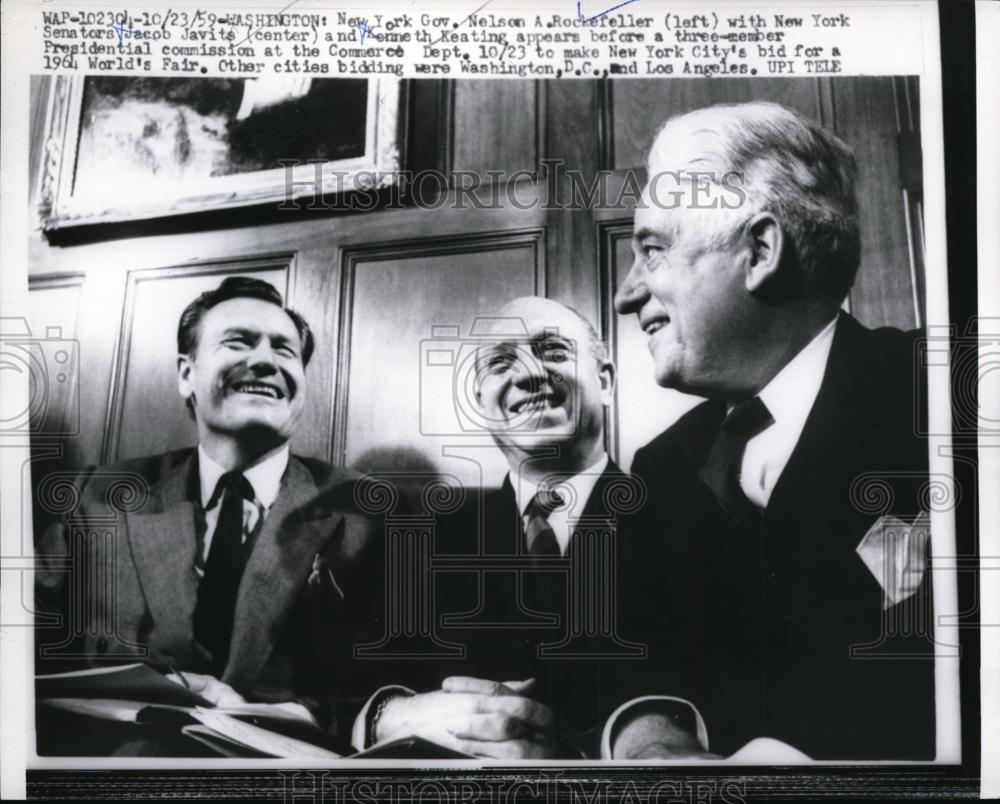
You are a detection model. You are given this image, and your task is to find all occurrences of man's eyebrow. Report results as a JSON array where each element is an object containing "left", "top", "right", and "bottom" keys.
[
  {"left": 269, "top": 332, "right": 298, "bottom": 347},
  {"left": 632, "top": 227, "right": 659, "bottom": 242},
  {"left": 220, "top": 328, "right": 298, "bottom": 348},
  {"left": 538, "top": 334, "right": 575, "bottom": 347},
  {"left": 480, "top": 340, "right": 516, "bottom": 351},
  {"left": 220, "top": 327, "right": 256, "bottom": 339},
  {"left": 475, "top": 342, "right": 514, "bottom": 364}
]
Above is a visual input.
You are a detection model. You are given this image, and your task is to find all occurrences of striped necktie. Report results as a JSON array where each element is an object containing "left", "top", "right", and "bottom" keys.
[{"left": 525, "top": 490, "right": 564, "bottom": 557}]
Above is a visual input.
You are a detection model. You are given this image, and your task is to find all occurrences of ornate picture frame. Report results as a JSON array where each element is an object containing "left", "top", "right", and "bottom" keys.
[{"left": 36, "top": 76, "right": 401, "bottom": 230}]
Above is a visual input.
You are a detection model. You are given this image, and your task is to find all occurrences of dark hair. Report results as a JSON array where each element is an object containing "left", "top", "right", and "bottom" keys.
[{"left": 177, "top": 276, "right": 315, "bottom": 364}]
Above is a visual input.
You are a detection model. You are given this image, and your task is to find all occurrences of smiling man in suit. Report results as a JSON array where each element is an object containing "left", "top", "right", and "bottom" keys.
[
  {"left": 35, "top": 276, "right": 383, "bottom": 753},
  {"left": 608, "top": 102, "right": 935, "bottom": 760},
  {"left": 356, "top": 296, "right": 650, "bottom": 758}
]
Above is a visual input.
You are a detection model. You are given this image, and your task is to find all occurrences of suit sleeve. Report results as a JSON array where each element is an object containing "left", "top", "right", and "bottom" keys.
[
  {"left": 34, "top": 468, "right": 96, "bottom": 674},
  {"left": 308, "top": 504, "right": 389, "bottom": 751},
  {"left": 606, "top": 444, "right": 709, "bottom": 727},
  {"left": 310, "top": 482, "right": 442, "bottom": 753}
]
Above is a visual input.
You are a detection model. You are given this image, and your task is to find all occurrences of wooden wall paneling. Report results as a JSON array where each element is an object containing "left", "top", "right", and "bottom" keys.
[
  {"left": 543, "top": 204, "right": 603, "bottom": 325},
  {"left": 25, "top": 274, "right": 84, "bottom": 439},
  {"left": 29, "top": 76, "right": 52, "bottom": 214},
  {"left": 406, "top": 80, "right": 455, "bottom": 175},
  {"left": 903, "top": 179, "right": 927, "bottom": 328},
  {"left": 542, "top": 80, "right": 601, "bottom": 173},
  {"left": 451, "top": 80, "right": 541, "bottom": 176},
  {"left": 28, "top": 223, "right": 340, "bottom": 468},
  {"left": 27, "top": 206, "right": 506, "bottom": 467},
  {"left": 597, "top": 78, "right": 614, "bottom": 172},
  {"left": 295, "top": 182, "right": 558, "bottom": 470},
  {"left": 59, "top": 266, "right": 131, "bottom": 468},
  {"left": 24, "top": 77, "right": 925, "bottom": 492},
  {"left": 832, "top": 77, "right": 916, "bottom": 330},
  {"left": 25, "top": 272, "right": 85, "bottom": 534},
  {"left": 104, "top": 258, "right": 292, "bottom": 463},
  {"left": 815, "top": 75, "right": 837, "bottom": 129},
  {"left": 540, "top": 80, "right": 603, "bottom": 320},
  {"left": 610, "top": 77, "right": 825, "bottom": 169},
  {"left": 281, "top": 237, "right": 343, "bottom": 464},
  {"left": 895, "top": 75, "right": 926, "bottom": 327},
  {"left": 336, "top": 228, "right": 545, "bottom": 490}
]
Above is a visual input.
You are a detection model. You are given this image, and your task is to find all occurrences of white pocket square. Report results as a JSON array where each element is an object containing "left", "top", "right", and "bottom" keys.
[{"left": 855, "top": 512, "right": 930, "bottom": 609}]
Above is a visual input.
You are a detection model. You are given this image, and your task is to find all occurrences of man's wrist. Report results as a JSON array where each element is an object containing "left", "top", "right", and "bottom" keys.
[
  {"left": 351, "top": 685, "right": 416, "bottom": 752},
  {"left": 368, "top": 689, "right": 405, "bottom": 746}
]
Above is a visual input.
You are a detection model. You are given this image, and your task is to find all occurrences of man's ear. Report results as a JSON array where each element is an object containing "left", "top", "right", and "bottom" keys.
[
  {"left": 598, "top": 360, "right": 616, "bottom": 406},
  {"left": 177, "top": 354, "right": 195, "bottom": 403},
  {"left": 743, "top": 212, "right": 784, "bottom": 293}
]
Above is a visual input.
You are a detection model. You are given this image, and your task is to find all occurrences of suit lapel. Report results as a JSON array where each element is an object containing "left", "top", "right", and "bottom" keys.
[
  {"left": 579, "top": 461, "right": 622, "bottom": 519},
  {"left": 567, "top": 461, "right": 626, "bottom": 558},
  {"left": 667, "top": 401, "right": 728, "bottom": 488},
  {"left": 487, "top": 477, "right": 522, "bottom": 555},
  {"left": 766, "top": 313, "right": 868, "bottom": 537},
  {"left": 125, "top": 453, "right": 201, "bottom": 656},
  {"left": 223, "top": 457, "right": 339, "bottom": 688}
]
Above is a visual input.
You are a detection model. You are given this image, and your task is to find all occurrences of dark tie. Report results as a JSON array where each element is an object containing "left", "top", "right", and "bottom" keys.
[
  {"left": 699, "top": 397, "right": 775, "bottom": 526},
  {"left": 523, "top": 491, "right": 563, "bottom": 616},
  {"left": 525, "top": 490, "right": 563, "bottom": 557},
  {"left": 194, "top": 471, "right": 255, "bottom": 671}
]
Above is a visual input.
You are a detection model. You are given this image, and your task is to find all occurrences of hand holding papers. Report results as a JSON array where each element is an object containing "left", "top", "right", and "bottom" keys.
[{"left": 36, "top": 663, "right": 340, "bottom": 758}]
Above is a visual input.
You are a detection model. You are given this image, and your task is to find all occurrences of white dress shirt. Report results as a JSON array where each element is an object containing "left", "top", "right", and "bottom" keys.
[
  {"left": 512, "top": 453, "right": 610, "bottom": 555},
  {"left": 739, "top": 317, "right": 838, "bottom": 509},
  {"left": 196, "top": 444, "right": 289, "bottom": 572}
]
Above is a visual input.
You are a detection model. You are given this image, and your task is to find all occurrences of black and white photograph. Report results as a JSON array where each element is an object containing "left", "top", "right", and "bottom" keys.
[{"left": 0, "top": 0, "right": 992, "bottom": 799}]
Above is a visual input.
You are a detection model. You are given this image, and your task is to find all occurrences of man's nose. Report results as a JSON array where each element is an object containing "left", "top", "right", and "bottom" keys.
[
  {"left": 246, "top": 341, "right": 279, "bottom": 372},
  {"left": 511, "top": 346, "right": 548, "bottom": 387},
  {"left": 614, "top": 258, "right": 649, "bottom": 314}
]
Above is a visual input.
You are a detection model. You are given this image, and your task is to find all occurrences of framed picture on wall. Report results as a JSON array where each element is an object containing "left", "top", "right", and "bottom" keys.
[{"left": 36, "top": 75, "right": 401, "bottom": 229}]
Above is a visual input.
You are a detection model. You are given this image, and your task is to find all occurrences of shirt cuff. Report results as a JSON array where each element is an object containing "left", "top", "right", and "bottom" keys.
[
  {"left": 600, "top": 695, "right": 709, "bottom": 759},
  {"left": 350, "top": 685, "right": 415, "bottom": 752}
]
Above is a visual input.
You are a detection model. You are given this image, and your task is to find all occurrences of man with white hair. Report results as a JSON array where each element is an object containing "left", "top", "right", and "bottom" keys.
[{"left": 609, "top": 102, "right": 934, "bottom": 760}]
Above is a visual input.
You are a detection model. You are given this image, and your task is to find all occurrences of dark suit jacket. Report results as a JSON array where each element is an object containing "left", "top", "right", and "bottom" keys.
[
  {"left": 423, "top": 460, "right": 653, "bottom": 756},
  {"left": 630, "top": 313, "right": 935, "bottom": 759},
  {"left": 34, "top": 448, "right": 386, "bottom": 753}
]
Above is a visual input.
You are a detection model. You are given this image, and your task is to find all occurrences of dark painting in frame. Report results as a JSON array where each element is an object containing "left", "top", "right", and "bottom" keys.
[{"left": 36, "top": 75, "right": 401, "bottom": 230}]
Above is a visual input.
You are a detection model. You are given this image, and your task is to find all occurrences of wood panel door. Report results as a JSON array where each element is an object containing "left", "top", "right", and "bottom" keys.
[
  {"left": 26, "top": 183, "right": 553, "bottom": 495},
  {"left": 336, "top": 228, "right": 545, "bottom": 490}
]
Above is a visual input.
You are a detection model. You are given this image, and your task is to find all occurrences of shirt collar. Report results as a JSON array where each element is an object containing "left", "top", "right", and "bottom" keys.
[
  {"left": 198, "top": 443, "right": 290, "bottom": 509},
  {"left": 756, "top": 317, "right": 838, "bottom": 432},
  {"left": 512, "top": 452, "right": 610, "bottom": 517}
]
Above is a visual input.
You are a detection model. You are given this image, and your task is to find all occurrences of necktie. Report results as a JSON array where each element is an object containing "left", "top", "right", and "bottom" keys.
[
  {"left": 523, "top": 490, "right": 564, "bottom": 616},
  {"left": 699, "top": 397, "right": 775, "bottom": 526},
  {"left": 525, "top": 490, "right": 564, "bottom": 557},
  {"left": 194, "top": 471, "right": 255, "bottom": 671}
]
